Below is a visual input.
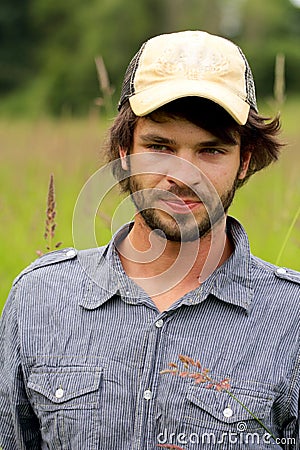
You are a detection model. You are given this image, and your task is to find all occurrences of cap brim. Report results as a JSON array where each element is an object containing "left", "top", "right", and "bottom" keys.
[{"left": 129, "top": 79, "right": 250, "bottom": 125}]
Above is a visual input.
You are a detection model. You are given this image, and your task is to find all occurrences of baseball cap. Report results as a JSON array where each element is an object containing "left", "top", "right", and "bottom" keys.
[{"left": 118, "top": 30, "right": 257, "bottom": 125}]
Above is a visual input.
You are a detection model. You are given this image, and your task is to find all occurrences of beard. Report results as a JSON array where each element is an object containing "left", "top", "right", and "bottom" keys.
[{"left": 129, "top": 175, "right": 239, "bottom": 242}]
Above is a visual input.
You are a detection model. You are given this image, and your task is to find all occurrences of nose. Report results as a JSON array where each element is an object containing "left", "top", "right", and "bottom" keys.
[{"left": 165, "top": 155, "right": 202, "bottom": 188}]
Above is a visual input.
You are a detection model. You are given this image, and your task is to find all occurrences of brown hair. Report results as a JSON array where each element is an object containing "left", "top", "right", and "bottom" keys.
[{"left": 106, "top": 98, "right": 283, "bottom": 193}]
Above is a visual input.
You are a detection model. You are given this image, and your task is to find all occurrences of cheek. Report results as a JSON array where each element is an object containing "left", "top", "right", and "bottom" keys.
[
  {"left": 204, "top": 166, "right": 238, "bottom": 190},
  {"left": 131, "top": 173, "right": 163, "bottom": 189}
]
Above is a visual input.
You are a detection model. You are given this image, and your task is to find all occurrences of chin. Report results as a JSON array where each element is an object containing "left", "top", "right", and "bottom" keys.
[{"left": 140, "top": 209, "right": 214, "bottom": 242}]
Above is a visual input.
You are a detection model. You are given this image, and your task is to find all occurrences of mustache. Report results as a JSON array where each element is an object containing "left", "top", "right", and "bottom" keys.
[
  {"left": 157, "top": 185, "right": 203, "bottom": 202},
  {"left": 130, "top": 178, "right": 215, "bottom": 204}
]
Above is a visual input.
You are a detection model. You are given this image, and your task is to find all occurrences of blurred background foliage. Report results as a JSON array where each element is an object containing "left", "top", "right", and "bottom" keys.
[
  {"left": 0, "top": 0, "right": 300, "bottom": 117},
  {"left": 1, "top": 0, "right": 300, "bottom": 309}
]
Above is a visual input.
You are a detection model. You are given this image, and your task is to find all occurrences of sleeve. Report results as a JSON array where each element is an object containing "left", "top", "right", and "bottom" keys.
[
  {"left": 280, "top": 403, "right": 299, "bottom": 449},
  {"left": 281, "top": 356, "right": 300, "bottom": 449},
  {"left": 0, "top": 284, "right": 41, "bottom": 449}
]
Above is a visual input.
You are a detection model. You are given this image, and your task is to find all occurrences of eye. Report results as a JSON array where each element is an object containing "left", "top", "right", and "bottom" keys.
[
  {"left": 147, "top": 144, "right": 172, "bottom": 153},
  {"left": 200, "top": 148, "right": 225, "bottom": 155}
]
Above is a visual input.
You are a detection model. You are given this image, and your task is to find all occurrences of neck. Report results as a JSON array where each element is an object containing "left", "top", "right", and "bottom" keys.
[{"left": 117, "top": 214, "right": 233, "bottom": 299}]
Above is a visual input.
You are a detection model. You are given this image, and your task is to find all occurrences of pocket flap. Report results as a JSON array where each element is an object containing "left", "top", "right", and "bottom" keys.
[
  {"left": 28, "top": 366, "right": 102, "bottom": 404},
  {"left": 186, "top": 386, "right": 272, "bottom": 424}
]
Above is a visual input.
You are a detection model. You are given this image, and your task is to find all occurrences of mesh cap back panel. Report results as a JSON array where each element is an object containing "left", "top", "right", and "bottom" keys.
[
  {"left": 118, "top": 43, "right": 146, "bottom": 110},
  {"left": 237, "top": 46, "right": 257, "bottom": 112}
]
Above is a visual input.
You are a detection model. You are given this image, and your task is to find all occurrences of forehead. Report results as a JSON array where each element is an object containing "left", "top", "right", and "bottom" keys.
[
  {"left": 134, "top": 114, "right": 240, "bottom": 146},
  {"left": 135, "top": 98, "right": 241, "bottom": 145},
  {"left": 134, "top": 115, "right": 215, "bottom": 138}
]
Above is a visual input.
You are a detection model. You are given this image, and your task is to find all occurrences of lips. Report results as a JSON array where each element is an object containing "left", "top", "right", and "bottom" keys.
[{"left": 159, "top": 198, "right": 202, "bottom": 214}]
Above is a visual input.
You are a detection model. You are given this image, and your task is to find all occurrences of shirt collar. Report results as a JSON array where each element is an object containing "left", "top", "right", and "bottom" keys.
[
  {"left": 187, "top": 216, "right": 254, "bottom": 312},
  {"left": 79, "top": 222, "right": 148, "bottom": 310},
  {"left": 79, "top": 216, "right": 254, "bottom": 312}
]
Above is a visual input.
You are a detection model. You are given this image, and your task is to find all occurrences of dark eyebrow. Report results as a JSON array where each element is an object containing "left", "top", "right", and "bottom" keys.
[
  {"left": 139, "top": 134, "right": 177, "bottom": 146},
  {"left": 198, "top": 137, "right": 239, "bottom": 147},
  {"left": 139, "top": 134, "right": 238, "bottom": 147}
]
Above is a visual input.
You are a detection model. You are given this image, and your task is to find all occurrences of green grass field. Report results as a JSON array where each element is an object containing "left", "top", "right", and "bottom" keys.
[{"left": 1, "top": 100, "right": 300, "bottom": 312}]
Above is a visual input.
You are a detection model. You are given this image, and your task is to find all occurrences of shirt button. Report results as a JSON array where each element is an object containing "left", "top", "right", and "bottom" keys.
[
  {"left": 143, "top": 389, "right": 152, "bottom": 401},
  {"left": 155, "top": 319, "right": 164, "bottom": 328},
  {"left": 223, "top": 407, "right": 233, "bottom": 418},
  {"left": 66, "top": 249, "right": 76, "bottom": 258},
  {"left": 55, "top": 388, "right": 64, "bottom": 399},
  {"left": 276, "top": 267, "right": 287, "bottom": 275}
]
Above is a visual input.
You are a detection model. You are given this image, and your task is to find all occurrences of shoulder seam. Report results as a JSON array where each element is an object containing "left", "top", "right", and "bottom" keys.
[
  {"left": 251, "top": 255, "right": 300, "bottom": 285},
  {"left": 12, "top": 248, "right": 78, "bottom": 286}
]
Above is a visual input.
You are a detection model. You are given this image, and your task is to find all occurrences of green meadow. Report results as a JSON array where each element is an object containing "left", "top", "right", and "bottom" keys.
[{"left": 1, "top": 99, "right": 300, "bottom": 312}]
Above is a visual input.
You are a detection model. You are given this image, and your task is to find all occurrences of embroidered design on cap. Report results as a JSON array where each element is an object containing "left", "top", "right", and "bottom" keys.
[
  {"left": 156, "top": 42, "right": 230, "bottom": 80},
  {"left": 118, "top": 30, "right": 258, "bottom": 125}
]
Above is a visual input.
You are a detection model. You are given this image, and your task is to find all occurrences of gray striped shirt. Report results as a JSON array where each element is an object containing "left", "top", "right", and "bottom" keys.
[{"left": 0, "top": 217, "right": 299, "bottom": 449}]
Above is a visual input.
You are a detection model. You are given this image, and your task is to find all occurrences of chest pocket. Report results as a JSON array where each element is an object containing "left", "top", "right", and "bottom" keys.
[
  {"left": 184, "top": 385, "right": 274, "bottom": 441},
  {"left": 27, "top": 366, "right": 102, "bottom": 450}
]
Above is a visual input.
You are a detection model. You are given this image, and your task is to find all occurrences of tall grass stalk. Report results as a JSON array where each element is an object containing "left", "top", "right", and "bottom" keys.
[
  {"left": 37, "top": 174, "right": 62, "bottom": 256},
  {"left": 95, "top": 55, "right": 114, "bottom": 117},
  {"left": 275, "top": 205, "right": 300, "bottom": 266},
  {"left": 274, "top": 53, "right": 286, "bottom": 107}
]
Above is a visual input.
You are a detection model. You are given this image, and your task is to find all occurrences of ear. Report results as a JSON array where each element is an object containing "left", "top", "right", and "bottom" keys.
[
  {"left": 119, "top": 147, "right": 129, "bottom": 170},
  {"left": 238, "top": 151, "right": 251, "bottom": 180}
]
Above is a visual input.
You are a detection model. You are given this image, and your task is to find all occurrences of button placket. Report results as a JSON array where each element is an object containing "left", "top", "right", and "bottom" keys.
[
  {"left": 155, "top": 319, "right": 164, "bottom": 328},
  {"left": 143, "top": 389, "right": 153, "bottom": 401}
]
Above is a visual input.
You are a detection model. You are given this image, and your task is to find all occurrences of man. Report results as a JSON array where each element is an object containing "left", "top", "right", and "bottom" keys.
[{"left": 0, "top": 30, "right": 299, "bottom": 449}]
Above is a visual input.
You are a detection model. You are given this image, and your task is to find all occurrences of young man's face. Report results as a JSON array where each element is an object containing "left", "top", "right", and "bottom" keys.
[{"left": 120, "top": 114, "right": 250, "bottom": 242}]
